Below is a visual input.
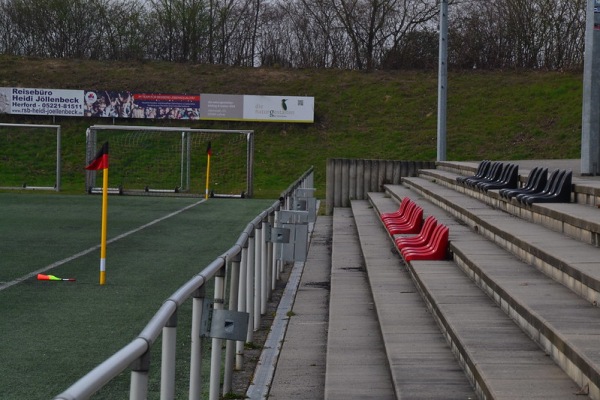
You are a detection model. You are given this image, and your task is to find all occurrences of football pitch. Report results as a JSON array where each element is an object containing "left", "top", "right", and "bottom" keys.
[{"left": 0, "top": 192, "right": 275, "bottom": 399}]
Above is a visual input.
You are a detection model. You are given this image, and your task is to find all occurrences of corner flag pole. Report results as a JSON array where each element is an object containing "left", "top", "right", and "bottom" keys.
[
  {"left": 99, "top": 165, "right": 109, "bottom": 285},
  {"left": 205, "top": 141, "right": 212, "bottom": 199},
  {"left": 85, "top": 142, "right": 110, "bottom": 285}
]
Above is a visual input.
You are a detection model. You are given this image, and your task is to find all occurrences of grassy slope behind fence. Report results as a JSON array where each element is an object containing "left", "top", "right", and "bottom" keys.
[{"left": 0, "top": 193, "right": 274, "bottom": 399}]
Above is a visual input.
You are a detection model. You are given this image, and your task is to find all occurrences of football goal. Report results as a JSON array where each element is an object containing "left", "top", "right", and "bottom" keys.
[
  {"left": 85, "top": 125, "right": 254, "bottom": 197},
  {"left": 0, "top": 123, "right": 61, "bottom": 191}
]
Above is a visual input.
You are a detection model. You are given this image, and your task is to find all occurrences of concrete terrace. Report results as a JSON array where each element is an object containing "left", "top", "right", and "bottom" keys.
[{"left": 254, "top": 159, "right": 600, "bottom": 400}]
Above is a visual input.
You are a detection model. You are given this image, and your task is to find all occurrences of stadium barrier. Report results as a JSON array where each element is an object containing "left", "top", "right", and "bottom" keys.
[
  {"left": 53, "top": 167, "right": 315, "bottom": 400},
  {"left": 325, "top": 158, "right": 436, "bottom": 215}
]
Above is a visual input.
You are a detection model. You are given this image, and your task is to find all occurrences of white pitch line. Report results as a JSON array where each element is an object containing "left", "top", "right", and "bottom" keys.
[{"left": 0, "top": 198, "right": 206, "bottom": 291}]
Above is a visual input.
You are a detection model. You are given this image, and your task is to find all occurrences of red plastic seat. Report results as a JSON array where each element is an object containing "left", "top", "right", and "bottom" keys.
[
  {"left": 381, "top": 197, "right": 413, "bottom": 222},
  {"left": 401, "top": 224, "right": 449, "bottom": 261},
  {"left": 382, "top": 201, "right": 416, "bottom": 226},
  {"left": 386, "top": 206, "right": 423, "bottom": 235},
  {"left": 395, "top": 216, "right": 437, "bottom": 250},
  {"left": 401, "top": 224, "right": 447, "bottom": 256},
  {"left": 383, "top": 201, "right": 417, "bottom": 227}
]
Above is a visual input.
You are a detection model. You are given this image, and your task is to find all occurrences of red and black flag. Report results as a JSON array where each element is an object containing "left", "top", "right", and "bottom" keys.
[
  {"left": 85, "top": 142, "right": 109, "bottom": 170},
  {"left": 206, "top": 141, "right": 212, "bottom": 157}
]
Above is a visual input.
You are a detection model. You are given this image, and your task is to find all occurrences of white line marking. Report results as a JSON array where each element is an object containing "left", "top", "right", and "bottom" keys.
[{"left": 0, "top": 198, "right": 206, "bottom": 291}]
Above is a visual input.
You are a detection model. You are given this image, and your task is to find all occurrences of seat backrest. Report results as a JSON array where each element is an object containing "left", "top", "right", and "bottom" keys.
[
  {"left": 506, "top": 164, "right": 519, "bottom": 186},
  {"left": 539, "top": 169, "right": 560, "bottom": 194},
  {"left": 390, "top": 197, "right": 411, "bottom": 215},
  {"left": 432, "top": 226, "right": 450, "bottom": 256},
  {"left": 418, "top": 215, "right": 437, "bottom": 238},
  {"left": 490, "top": 163, "right": 504, "bottom": 181},
  {"left": 530, "top": 167, "right": 548, "bottom": 192},
  {"left": 522, "top": 167, "right": 541, "bottom": 190},
  {"left": 553, "top": 170, "right": 572, "bottom": 200},
  {"left": 476, "top": 160, "right": 491, "bottom": 178},
  {"left": 493, "top": 163, "right": 512, "bottom": 184},
  {"left": 547, "top": 169, "right": 566, "bottom": 195}
]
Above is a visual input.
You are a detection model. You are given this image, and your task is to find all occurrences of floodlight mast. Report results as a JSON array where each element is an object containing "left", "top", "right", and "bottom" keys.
[
  {"left": 437, "top": 0, "right": 448, "bottom": 162},
  {"left": 581, "top": 0, "right": 600, "bottom": 175}
]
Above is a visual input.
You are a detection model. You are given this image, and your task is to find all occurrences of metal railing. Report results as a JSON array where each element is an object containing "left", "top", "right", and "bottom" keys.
[{"left": 54, "top": 167, "right": 315, "bottom": 400}]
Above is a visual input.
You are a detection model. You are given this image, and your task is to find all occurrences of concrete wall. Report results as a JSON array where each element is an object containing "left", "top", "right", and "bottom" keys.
[{"left": 325, "top": 158, "right": 436, "bottom": 215}]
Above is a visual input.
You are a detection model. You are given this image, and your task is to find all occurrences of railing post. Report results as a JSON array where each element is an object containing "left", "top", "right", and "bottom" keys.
[
  {"left": 161, "top": 311, "right": 177, "bottom": 400},
  {"left": 254, "top": 223, "right": 263, "bottom": 328},
  {"left": 223, "top": 253, "right": 241, "bottom": 394},
  {"left": 236, "top": 243, "right": 249, "bottom": 369},
  {"left": 268, "top": 212, "right": 276, "bottom": 291},
  {"left": 209, "top": 266, "right": 226, "bottom": 400},
  {"left": 246, "top": 233, "right": 255, "bottom": 339},
  {"left": 189, "top": 287, "right": 206, "bottom": 400},
  {"left": 261, "top": 219, "right": 269, "bottom": 312},
  {"left": 130, "top": 351, "right": 151, "bottom": 400}
]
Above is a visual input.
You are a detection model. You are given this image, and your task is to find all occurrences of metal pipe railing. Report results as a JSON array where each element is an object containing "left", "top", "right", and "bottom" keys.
[{"left": 54, "top": 167, "right": 315, "bottom": 400}]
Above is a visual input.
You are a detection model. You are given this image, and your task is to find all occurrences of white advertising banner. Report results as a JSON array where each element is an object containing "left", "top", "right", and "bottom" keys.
[
  {"left": 2, "top": 87, "right": 84, "bottom": 116},
  {"left": 243, "top": 95, "right": 314, "bottom": 123}
]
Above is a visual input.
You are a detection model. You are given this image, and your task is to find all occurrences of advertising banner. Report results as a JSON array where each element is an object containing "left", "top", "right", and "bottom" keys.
[
  {"left": 1, "top": 87, "right": 84, "bottom": 116},
  {"left": 200, "top": 94, "right": 244, "bottom": 120},
  {"left": 0, "top": 87, "right": 314, "bottom": 123},
  {"left": 84, "top": 91, "right": 200, "bottom": 119},
  {"left": 243, "top": 95, "right": 314, "bottom": 123}
]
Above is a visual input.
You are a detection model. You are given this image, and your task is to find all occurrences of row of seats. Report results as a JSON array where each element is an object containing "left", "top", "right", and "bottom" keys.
[
  {"left": 380, "top": 197, "right": 449, "bottom": 262},
  {"left": 458, "top": 161, "right": 572, "bottom": 205},
  {"left": 455, "top": 160, "right": 519, "bottom": 192}
]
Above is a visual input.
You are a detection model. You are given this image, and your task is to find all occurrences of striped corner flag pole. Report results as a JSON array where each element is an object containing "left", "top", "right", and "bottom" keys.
[{"left": 85, "top": 142, "right": 109, "bottom": 285}]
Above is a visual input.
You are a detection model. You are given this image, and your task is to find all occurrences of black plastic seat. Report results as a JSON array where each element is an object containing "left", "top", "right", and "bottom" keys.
[
  {"left": 524, "top": 170, "right": 572, "bottom": 205},
  {"left": 465, "top": 162, "right": 503, "bottom": 187},
  {"left": 499, "top": 167, "right": 546, "bottom": 199},
  {"left": 478, "top": 163, "right": 519, "bottom": 192},
  {"left": 457, "top": 160, "right": 490, "bottom": 184},
  {"left": 516, "top": 169, "right": 562, "bottom": 204}
]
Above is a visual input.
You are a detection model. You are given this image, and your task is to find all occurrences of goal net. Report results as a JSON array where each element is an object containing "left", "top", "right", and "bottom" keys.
[
  {"left": 85, "top": 125, "right": 254, "bottom": 197},
  {"left": 0, "top": 123, "right": 61, "bottom": 191}
]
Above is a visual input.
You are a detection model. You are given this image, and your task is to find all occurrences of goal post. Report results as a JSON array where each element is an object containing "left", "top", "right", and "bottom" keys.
[
  {"left": 0, "top": 123, "right": 61, "bottom": 191},
  {"left": 85, "top": 125, "right": 254, "bottom": 197}
]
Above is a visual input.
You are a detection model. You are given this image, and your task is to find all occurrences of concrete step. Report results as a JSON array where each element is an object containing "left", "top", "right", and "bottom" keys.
[
  {"left": 367, "top": 193, "right": 586, "bottom": 399},
  {"left": 372, "top": 181, "right": 600, "bottom": 399},
  {"left": 397, "top": 176, "right": 600, "bottom": 307},
  {"left": 325, "top": 208, "right": 395, "bottom": 399},
  {"left": 418, "top": 167, "right": 600, "bottom": 246},
  {"left": 268, "top": 216, "right": 332, "bottom": 400},
  {"left": 351, "top": 200, "right": 476, "bottom": 399}
]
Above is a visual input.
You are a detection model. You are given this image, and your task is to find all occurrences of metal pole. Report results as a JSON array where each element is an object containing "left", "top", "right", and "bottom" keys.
[
  {"left": 236, "top": 244, "right": 249, "bottom": 369},
  {"left": 437, "top": 0, "right": 448, "bottom": 162},
  {"left": 246, "top": 235, "right": 255, "bottom": 340},
  {"left": 161, "top": 313, "right": 177, "bottom": 400},
  {"left": 581, "top": 0, "right": 600, "bottom": 175},
  {"left": 223, "top": 256, "right": 241, "bottom": 394},
  {"left": 209, "top": 270, "right": 226, "bottom": 400},
  {"left": 261, "top": 220, "right": 269, "bottom": 311},
  {"left": 129, "top": 352, "right": 151, "bottom": 400},
  {"left": 189, "top": 289, "right": 205, "bottom": 400},
  {"left": 254, "top": 224, "right": 262, "bottom": 328}
]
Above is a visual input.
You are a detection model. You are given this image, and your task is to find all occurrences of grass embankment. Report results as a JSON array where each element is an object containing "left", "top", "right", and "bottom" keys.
[{"left": 0, "top": 55, "right": 584, "bottom": 197}]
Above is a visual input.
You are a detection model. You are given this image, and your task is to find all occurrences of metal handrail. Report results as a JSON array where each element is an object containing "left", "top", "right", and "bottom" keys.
[{"left": 54, "top": 167, "right": 315, "bottom": 400}]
